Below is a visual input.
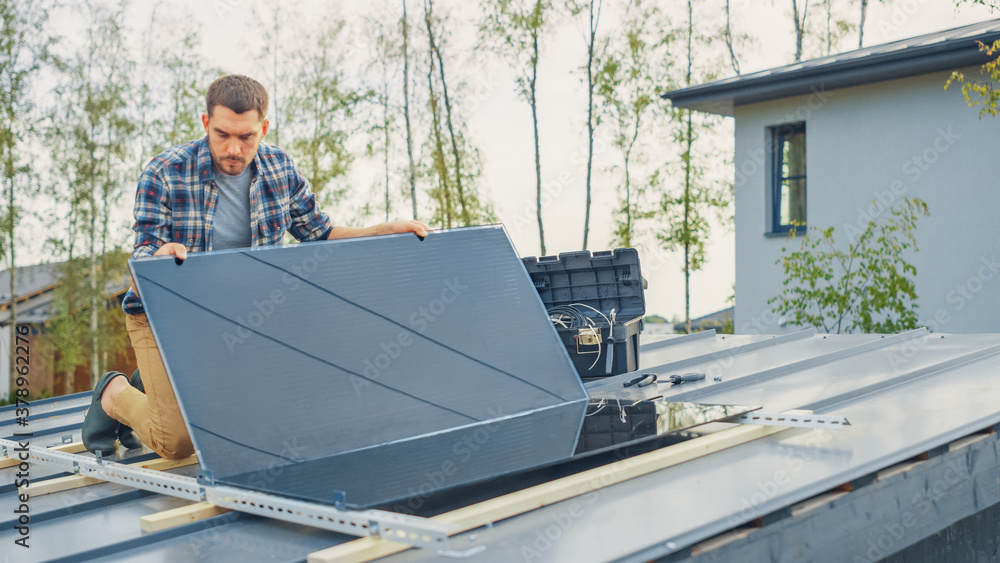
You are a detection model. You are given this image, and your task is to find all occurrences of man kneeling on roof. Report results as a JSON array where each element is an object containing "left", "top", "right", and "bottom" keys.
[{"left": 82, "top": 74, "right": 429, "bottom": 458}]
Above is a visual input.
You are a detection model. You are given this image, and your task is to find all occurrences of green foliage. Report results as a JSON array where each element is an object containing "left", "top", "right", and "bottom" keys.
[
  {"left": 0, "top": 0, "right": 48, "bottom": 392},
  {"left": 46, "top": 250, "right": 130, "bottom": 387},
  {"left": 946, "top": 39, "right": 1000, "bottom": 118},
  {"left": 954, "top": 0, "right": 1000, "bottom": 9},
  {"left": 655, "top": 1, "right": 732, "bottom": 334},
  {"left": 479, "top": 0, "right": 552, "bottom": 102},
  {"left": 768, "top": 198, "right": 929, "bottom": 334},
  {"left": 135, "top": 7, "right": 220, "bottom": 163},
  {"left": 45, "top": 0, "right": 135, "bottom": 386},
  {"left": 363, "top": 6, "right": 402, "bottom": 223},
  {"left": 421, "top": 0, "right": 495, "bottom": 229},
  {"left": 479, "top": 0, "right": 552, "bottom": 252},
  {"left": 285, "top": 16, "right": 369, "bottom": 214},
  {"left": 595, "top": 0, "right": 664, "bottom": 248}
]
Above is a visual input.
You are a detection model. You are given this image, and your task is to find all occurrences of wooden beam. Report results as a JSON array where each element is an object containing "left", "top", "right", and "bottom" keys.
[
  {"left": 1, "top": 441, "right": 87, "bottom": 469},
  {"left": 19, "top": 454, "right": 199, "bottom": 498},
  {"left": 21, "top": 475, "right": 105, "bottom": 496},
  {"left": 140, "top": 502, "right": 230, "bottom": 532},
  {"left": 139, "top": 455, "right": 199, "bottom": 472},
  {"left": 307, "top": 413, "right": 807, "bottom": 563}
]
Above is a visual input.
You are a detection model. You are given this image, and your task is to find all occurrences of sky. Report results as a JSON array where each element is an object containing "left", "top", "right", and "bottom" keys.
[{"left": 38, "top": 0, "right": 1000, "bottom": 321}]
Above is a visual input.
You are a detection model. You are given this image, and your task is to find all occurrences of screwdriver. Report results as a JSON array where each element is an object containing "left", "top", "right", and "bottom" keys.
[{"left": 661, "top": 372, "right": 706, "bottom": 385}]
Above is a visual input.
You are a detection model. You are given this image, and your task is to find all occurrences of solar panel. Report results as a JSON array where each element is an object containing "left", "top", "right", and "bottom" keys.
[{"left": 130, "top": 226, "right": 589, "bottom": 508}]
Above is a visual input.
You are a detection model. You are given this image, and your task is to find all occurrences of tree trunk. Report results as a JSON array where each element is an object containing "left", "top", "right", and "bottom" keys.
[
  {"left": 724, "top": 0, "right": 741, "bottom": 75},
  {"left": 683, "top": 110, "right": 693, "bottom": 334},
  {"left": 683, "top": 0, "right": 694, "bottom": 334},
  {"left": 792, "top": 0, "right": 809, "bottom": 62},
  {"left": 272, "top": 14, "right": 280, "bottom": 147},
  {"left": 859, "top": 0, "right": 869, "bottom": 48},
  {"left": 6, "top": 152, "right": 16, "bottom": 395},
  {"left": 427, "top": 14, "right": 468, "bottom": 224},
  {"left": 531, "top": 28, "right": 545, "bottom": 255},
  {"left": 402, "top": 0, "right": 418, "bottom": 220},
  {"left": 384, "top": 84, "right": 390, "bottom": 222},
  {"left": 582, "top": 0, "right": 598, "bottom": 250},
  {"left": 424, "top": 0, "right": 451, "bottom": 227}
]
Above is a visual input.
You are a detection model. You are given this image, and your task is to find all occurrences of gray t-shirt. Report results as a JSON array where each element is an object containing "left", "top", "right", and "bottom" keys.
[{"left": 212, "top": 165, "right": 253, "bottom": 250}]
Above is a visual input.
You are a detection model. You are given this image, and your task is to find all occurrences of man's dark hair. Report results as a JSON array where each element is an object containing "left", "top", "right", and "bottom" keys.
[{"left": 205, "top": 75, "right": 269, "bottom": 119}]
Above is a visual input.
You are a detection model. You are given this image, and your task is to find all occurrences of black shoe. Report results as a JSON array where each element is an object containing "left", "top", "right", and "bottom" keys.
[
  {"left": 82, "top": 371, "right": 126, "bottom": 456},
  {"left": 130, "top": 368, "right": 144, "bottom": 393},
  {"left": 118, "top": 370, "right": 145, "bottom": 450}
]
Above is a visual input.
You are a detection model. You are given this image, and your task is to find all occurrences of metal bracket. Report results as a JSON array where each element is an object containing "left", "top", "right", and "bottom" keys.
[
  {"left": 0, "top": 438, "right": 457, "bottom": 551},
  {"left": 333, "top": 490, "right": 347, "bottom": 510},
  {"left": 728, "top": 412, "right": 851, "bottom": 429},
  {"left": 196, "top": 469, "right": 215, "bottom": 486}
]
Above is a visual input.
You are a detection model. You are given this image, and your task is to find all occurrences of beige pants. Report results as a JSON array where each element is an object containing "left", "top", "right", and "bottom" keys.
[{"left": 113, "top": 313, "right": 194, "bottom": 460}]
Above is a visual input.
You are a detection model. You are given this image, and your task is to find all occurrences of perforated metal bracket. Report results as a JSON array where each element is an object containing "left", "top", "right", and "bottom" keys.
[
  {"left": 728, "top": 412, "right": 851, "bottom": 429},
  {"left": 0, "top": 438, "right": 457, "bottom": 551}
]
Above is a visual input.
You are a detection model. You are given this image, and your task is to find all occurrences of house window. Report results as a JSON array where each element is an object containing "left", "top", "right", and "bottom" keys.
[{"left": 771, "top": 123, "right": 806, "bottom": 233}]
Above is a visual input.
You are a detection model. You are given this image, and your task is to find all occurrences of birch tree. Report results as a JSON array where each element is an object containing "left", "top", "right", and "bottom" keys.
[
  {"left": 657, "top": 0, "right": 730, "bottom": 334},
  {"left": 566, "top": 0, "right": 605, "bottom": 249},
  {"left": 47, "top": 0, "right": 134, "bottom": 386},
  {"left": 423, "top": 0, "right": 493, "bottom": 228},
  {"left": 285, "top": 14, "right": 368, "bottom": 215},
  {"left": 0, "top": 0, "right": 47, "bottom": 394},
  {"left": 595, "top": 0, "right": 664, "bottom": 248},
  {"left": 366, "top": 12, "right": 400, "bottom": 223},
  {"left": 402, "top": 0, "right": 418, "bottom": 219},
  {"left": 480, "top": 0, "right": 552, "bottom": 253}
]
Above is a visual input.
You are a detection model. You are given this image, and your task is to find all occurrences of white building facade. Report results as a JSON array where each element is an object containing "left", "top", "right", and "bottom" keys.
[{"left": 665, "top": 20, "right": 1000, "bottom": 334}]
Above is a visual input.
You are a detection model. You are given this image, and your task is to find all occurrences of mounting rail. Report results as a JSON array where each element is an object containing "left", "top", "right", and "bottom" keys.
[{"left": 0, "top": 438, "right": 458, "bottom": 551}]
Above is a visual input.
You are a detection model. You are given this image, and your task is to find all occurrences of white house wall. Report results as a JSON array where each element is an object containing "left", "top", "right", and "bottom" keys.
[{"left": 734, "top": 66, "right": 1000, "bottom": 334}]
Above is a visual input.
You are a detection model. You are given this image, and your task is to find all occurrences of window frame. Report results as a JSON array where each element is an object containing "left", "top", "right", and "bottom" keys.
[{"left": 768, "top": 122, "right": 807, "bottom": 235}]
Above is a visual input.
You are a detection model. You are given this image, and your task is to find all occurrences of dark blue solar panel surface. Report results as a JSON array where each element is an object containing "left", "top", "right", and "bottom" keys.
[{"left": 130, "top": 226, "right": 588, "bottom": 508}]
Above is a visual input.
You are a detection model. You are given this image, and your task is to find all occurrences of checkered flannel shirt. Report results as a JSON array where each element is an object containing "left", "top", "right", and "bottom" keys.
[{"left": 122, "top": 136, "right": 333, "bottom": 315}]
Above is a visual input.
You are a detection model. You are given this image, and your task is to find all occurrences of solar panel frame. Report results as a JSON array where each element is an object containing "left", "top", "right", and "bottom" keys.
[{"left": 130, "top": 225, "right": 590, "bottom": 508}]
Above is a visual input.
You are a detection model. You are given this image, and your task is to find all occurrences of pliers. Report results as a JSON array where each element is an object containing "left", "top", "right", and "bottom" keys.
[{"left": 622, "top": 373, "right": 658, "bottom": 387}]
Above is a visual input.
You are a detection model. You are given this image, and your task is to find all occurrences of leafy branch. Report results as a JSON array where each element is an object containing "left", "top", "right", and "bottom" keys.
[
  {"left": 768, "top": 198, "right": 929, "bottom": 334},
  {"left": 946, "top": 39, "right": 1000, "bottom": 118}
]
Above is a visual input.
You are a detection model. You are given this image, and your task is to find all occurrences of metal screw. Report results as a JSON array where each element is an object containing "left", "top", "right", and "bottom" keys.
[{"left": 714, "top": 376, "right": 722, "bottom": 382}]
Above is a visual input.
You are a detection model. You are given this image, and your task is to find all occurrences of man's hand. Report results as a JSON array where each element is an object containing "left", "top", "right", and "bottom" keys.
[
  {"left": 328, "top": 220, "right": 430, "bottom": 240},
  {"left": 153, "top": 242, "right": 189, "bottom": 260},
  {"left": 130, "top": 243, "right": 189, "bottom": 293}
]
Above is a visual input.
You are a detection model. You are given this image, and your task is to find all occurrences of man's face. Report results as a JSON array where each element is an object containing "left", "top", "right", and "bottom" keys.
[{"left": 202, "top": 105, "right": 269, "bottom": 176}]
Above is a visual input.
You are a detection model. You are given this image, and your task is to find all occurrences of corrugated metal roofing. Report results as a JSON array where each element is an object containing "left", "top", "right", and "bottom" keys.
[
  {"left": 662, "top": 18, "right": 1000, "bottom": 116},
  {"left": 2, "top": 328, "right": 999, "bottom": 562}
]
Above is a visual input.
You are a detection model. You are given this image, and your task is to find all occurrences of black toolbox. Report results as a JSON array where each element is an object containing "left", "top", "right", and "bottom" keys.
[{"left": 521, "top": 248, "right": 646, "bottom": 380}]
